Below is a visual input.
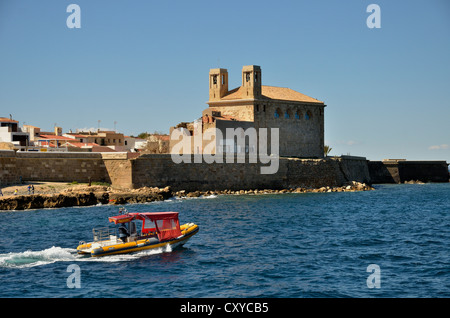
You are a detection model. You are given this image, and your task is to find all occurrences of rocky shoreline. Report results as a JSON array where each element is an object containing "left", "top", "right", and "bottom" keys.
[{"left": 0, "top": 181, "right": 374, "bottom": 211}]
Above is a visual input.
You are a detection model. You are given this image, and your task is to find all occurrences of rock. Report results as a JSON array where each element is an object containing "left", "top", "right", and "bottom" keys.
[{"left": 186, "top": 191, "right": 201, "bottom": 198}]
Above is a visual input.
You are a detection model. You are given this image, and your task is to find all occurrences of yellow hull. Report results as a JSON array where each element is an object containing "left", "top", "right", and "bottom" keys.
[{"left": 77, "top": 223, "right": 198, "bottom": 257}]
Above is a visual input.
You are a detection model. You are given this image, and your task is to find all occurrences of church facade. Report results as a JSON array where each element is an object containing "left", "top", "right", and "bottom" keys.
[{"left": 170, "top": 65, "right": 326, "bottom": 158}]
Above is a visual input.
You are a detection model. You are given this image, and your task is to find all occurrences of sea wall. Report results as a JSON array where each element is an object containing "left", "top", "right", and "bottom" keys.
[
  {"left": 130, "top": 154, "right": 371, "bottom": 191},
  {"left": 0, "top": 151, "right": 18, "bottom": 185},
  {"left": 0, "top": 151, "right": 134, "bottom": 187},
  {"left": 1, "top": 150, "right": 371, "bottom": 190},
  {"left": 368, "top": 160, "right": 449, "bottom": 183},
  {"left": 7, "top": 150, "right": 447, "bottom": 190}
]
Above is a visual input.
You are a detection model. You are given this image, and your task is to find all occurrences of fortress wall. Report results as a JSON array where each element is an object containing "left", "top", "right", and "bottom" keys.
[
  {"left": 102, "top": 154, "right": 133, "bottom": 189},
  {"left": 0, "top": 151, "right": 112, "bottom": 185},
  {"left": 6, "top": 150, "right": 447, "bottom": 191},
  {"left": 130, "top": 154, "right": 370, "bottom": 191},
  {"left": 398, "top": 161, "right": 449, "bottom": 183},
  {"left": 131, "top": 154, "right": 286, "bottom": 191},
  {"left": 284, "top": 156, "right": 370, "bottom": 188},
  {"left": 331, "top": 156, "right": 372, "bottom": 185},
  {"left": 368, "top": 161, "right": 398, "bottom": 183},
  {"left": 0, "top": 151, "right": 19, "bottom": 185},
  {"left": 368, "top": 160, "right": 449, "bottom": 183}
]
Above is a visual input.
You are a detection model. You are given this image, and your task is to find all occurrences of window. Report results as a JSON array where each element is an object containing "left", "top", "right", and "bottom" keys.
[
  {"left": 245, "top": 72, "right": 251, "bottom": 82},
  {"left": 305, "top": 111, "right": 312, "bottom": 120},
  {"left": 255, "top": 104, "right": 259, "bottom": 112},
  {"left": 284, "top": 111, "right": 290, "bottom": 119},
  {"left": 222, "top": 74, "right": 225, "bottom": 85},
  {"left": 295, "top": 111, "right": 300, "bottom": 119},
  {"left": 274, "top": 109, "right": 281, "bottom": 118}
]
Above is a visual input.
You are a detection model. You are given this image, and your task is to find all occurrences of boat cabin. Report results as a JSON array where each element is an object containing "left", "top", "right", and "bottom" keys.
[{"left": 108, "top": 211, "right": 182, "bottom": 242}]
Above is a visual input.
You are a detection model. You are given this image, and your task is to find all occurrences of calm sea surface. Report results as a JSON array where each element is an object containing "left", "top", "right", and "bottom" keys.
[{"left": 0, "top": 183, "right": 449, "bottom": 298}]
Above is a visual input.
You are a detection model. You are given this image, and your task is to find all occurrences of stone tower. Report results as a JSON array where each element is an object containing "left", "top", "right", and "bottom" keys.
[
  {"left": 209, "top": 68, "right": 228, "bottom": 101},
  {"left": 241, "top": 65, "right": 261, "bottom": 99}
]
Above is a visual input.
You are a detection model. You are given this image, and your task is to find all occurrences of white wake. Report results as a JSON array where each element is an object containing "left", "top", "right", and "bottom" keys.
[{"left": 0, "top": 244, "right": 173, "bottom": 268}]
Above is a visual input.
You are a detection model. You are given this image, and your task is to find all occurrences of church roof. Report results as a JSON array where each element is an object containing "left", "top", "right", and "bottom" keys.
[{"left": 220, "top": 85, "right": 323, "bottom": 104}]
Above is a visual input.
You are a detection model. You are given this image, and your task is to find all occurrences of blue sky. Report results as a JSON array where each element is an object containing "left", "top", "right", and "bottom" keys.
[{"left": 0, "top": 0, "right": 449, "bottom": 161}]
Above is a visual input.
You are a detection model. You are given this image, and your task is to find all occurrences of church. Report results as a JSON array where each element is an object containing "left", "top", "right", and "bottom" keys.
[{"left": 170, "top": 65, "right": 325, "bottom": 158}]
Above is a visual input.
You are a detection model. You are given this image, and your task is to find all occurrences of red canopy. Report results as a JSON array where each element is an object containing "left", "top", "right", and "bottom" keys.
[
  {"left": 108, "top": 214, "right": 135, "bottom": 224},
  {"left": 129, "top": 212, "right": 180, "bottom": 221},
  {"left": 109, "top": 212, "right": 182, "bottom": 241}
]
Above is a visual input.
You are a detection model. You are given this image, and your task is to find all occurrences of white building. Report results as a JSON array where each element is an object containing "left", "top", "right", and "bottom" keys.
[{"left": 0, "top": 117, "right": 30, "bottom": 150}]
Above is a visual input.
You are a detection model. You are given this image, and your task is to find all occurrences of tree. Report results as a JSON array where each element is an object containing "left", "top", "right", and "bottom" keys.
[{"left": 324, "top": 145, "right": 332, "bottom": 156}]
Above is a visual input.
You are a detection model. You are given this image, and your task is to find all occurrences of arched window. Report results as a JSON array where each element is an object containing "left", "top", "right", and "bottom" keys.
[
  {"left": 285, "top": 109, "right": 292, "bottom": 119},
  {"left": 274, "top": 108, "right": 281, "bottom": 118},
  {"left": 305, "top": 110, "right": 312, "bottom": 121},
  {"left": 295, "top": 111, "right": 300, "bottom": 119}
]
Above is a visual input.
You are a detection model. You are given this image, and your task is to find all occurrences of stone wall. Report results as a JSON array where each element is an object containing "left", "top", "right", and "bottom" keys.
[
  {"left": 103, "top": 154, "right": 133, "bottom": 189},
  {"left": 7, "top": 150, "right": 447, "bottom": 192},
  {"left": 131, "top": 154, "right": 285, "bottom": 191},
  {"left": 15, "top": 152, "right": 109, "bottom": 183},
  {"left": 368, "top": 160, "right": 449, "bottom": 183},
  {"left": 0, "top": 151, "right": 18, "bottom": 184},
  {"left": 255, "top": 102, "right": 325, "bottom": 158},
  {"left": 130, "top": 154, "right": 370, "bottom": 191},
  {"left": 0, "top": 151, "right": 133, "bottom": 187}
]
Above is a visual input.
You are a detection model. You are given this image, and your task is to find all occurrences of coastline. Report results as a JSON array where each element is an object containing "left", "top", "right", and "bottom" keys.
[{"left": 0, "top": 181, "right": 374, "bottom": 211}]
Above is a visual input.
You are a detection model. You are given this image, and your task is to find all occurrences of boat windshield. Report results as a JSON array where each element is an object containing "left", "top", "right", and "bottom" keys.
[{"left": 93, "top": 226, "right": 116, "bottom": 242}]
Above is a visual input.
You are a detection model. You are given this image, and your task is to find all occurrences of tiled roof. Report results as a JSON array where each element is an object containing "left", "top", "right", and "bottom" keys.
[
  {"left": 220, "top": 85, "right": 323, "bottom": 103},
  {"left": 38, "top": 135, "right": 74, "bottom": 141},
  {"left": 0, "top": 117, "right": 19, "bottom": 123},
  {"left": 67, "top": 142, "right": 100, "bottom": 148},
  {"left": 91, "top": 146, "right": 117, "bottom": 152}
]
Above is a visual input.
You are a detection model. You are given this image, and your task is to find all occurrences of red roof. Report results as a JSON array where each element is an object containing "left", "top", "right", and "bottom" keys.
[
  {"left": 91, "top": 146, "right": 117, "bottom": 152},
  {"left": 0, "top": 117, "right": 19, "bottom": 123},
  {"left": 39, "top": 135, "right": 74, "bottom": 141},
  {"left": 67, "top": 142, "right": 99, "bottom": 148}
]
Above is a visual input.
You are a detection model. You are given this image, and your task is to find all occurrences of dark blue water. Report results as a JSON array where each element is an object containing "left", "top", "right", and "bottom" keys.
[{"left": 0, "top": 183, "right": 449, "bottom": 298}]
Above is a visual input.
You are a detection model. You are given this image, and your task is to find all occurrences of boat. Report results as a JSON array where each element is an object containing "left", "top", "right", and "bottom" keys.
[{"left": 77, "top": 208, "right": 199, "bottom": 257}]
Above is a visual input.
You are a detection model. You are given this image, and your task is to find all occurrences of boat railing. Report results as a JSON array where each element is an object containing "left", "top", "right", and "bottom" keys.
[{"left": 92, "top": 226, "right": 117, "bottom": 243}]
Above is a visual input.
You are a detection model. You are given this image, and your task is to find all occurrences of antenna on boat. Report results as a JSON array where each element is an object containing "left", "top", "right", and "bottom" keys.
[{"left": 118, "top": 207, "right": 128, "bottom": 215}]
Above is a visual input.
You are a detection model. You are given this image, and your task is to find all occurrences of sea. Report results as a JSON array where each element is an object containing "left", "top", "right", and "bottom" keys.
[{"left": 0, "top": 183, "right": 448, "bottom": 298}]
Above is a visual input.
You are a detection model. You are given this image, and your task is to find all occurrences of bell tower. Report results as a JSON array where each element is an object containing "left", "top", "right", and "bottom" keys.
[
  {"left": 242, "top": 65, "right": 261, "bottom": 99},
  {"left": 209, "top": 68, "right": 228, "bottom": 101}
]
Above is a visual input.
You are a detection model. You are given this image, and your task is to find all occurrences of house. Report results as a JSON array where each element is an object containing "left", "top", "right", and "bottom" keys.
[
  {"left": 64, "top": 130, "right": 126, "bottom": 151},
  {"left": 0, "top": 117, "right": 30, "bottom": 150}
]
